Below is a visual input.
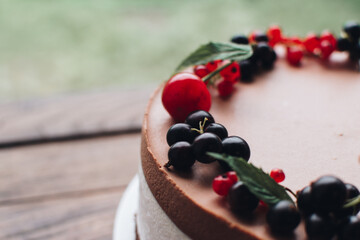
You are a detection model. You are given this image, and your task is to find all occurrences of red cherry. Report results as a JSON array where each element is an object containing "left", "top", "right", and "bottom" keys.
[
  {"left": 267, "top": 25, "right": 282, "bottom": 46},
  {"left": 319, "top": 40, "right": 335, "bottom": 60},
  {"left": 286, "top": 46, "right": 303, "bottom": 66},
  {"left": 270, "top": 168, "right": 285, "bottom": 183},
  {"left": 162, "top": 73, "right": 211, "bottom": 122},
  {"left": 212, "top": 171, "right": 238, "bottom": 196},
  {"left": 193, "top": 65, "right": 210, "bottom": 78},
  {"left": 303, "top": 33, "right": 320, "bottom": 54},
  {"left": 320, "top": 31, "right": 337, "bottom": 49},
  {"left": 217, "top": 79, "right": 235, "bottom": 98},
  {"left": 206, "top": 60, "right": 222, "bottom": 72},
  {"left": 220, "top": 62, "right": 241, "bottom": 83}
]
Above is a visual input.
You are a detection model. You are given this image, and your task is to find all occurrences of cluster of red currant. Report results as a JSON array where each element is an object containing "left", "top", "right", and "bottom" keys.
[
  {"left": 213, "top": 168, "right": 285, "bottom": 197},
  {"left": 194, "top": 60, "right": 240, "bottom": 98},
  {"left": 260, "top": 21, "right": 360, "bottom": 66},
  {"left": 192, "top": 37, "right": 277, "bottom": 98},
  {"left": 162, "top": 22, "right": 359, "bottom": 123}
]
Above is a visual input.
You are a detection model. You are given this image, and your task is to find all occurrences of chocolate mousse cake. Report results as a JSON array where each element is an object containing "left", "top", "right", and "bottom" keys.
[{"left": 137, "top": 24, "right": 360, "bottom": 240}]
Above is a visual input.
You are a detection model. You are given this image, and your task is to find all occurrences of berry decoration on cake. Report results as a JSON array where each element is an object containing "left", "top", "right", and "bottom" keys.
[{"left": 160, "top": 22, "right": 360, "bottom": 240}]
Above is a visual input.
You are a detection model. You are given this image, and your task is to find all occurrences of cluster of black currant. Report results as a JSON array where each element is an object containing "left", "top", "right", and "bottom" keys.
[
  {"left": 165, "top": 110, "right": 250, "bottom": 170},
  {"left": 165, "top": 111, "right": 360, "bottom": 240},
  {"left": 231, "top": 34, "right": 277, "bottom": 83},
  {"left": 337, "top": 21, "right": 360, "bottom": 62},
  {"left": 296, "top": 175, "right": 360, "bottom": 240}
]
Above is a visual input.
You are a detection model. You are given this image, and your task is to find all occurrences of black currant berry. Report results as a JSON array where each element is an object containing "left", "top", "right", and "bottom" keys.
[
  {"left": 222, "top": 136, "right": 251, "bottom": 161},
  {"left": 166, "top": 141, "right": 196, "bottom": 170},
  {"left": 185, "top": 110, "right": 215, "bottom": 129},
  {"left": 311, "top": 175, "right": 347, "bottom": 213},
  {"left": 255, "top": 42, "right": 276, "bottom": 70},
  {"left": 338, "top": 216, "right": 360, "bottom": 240},
  {"left": 335, "top": 183, "right": 360, "bottom": 218},
  {"left": 266, "top": 200, "right": 301, "bottom": 234},
  {"left": 305, "top": 213, "right": 336, "bottom": 240},
  {"left": 192, "top": 133, "right": 222, "bottom": 163},
  {"left": 254, "top": 32, "right": 269, "bottom": 43},
  {"left": 345, "top": 183, "right": 360, "bottom": 215},
  {"left": 228, "top": 181, "right": 259, "bottom": 215},
  {"left": 262, "top": 48, "right": 277, "bottom": 70},
  {"left": 337, "top": 37, "right": 352, "bottom": 51},
  {"left": 204, "top": 123, "right": 228, "bottom": 140},
  {"left": 249, "top": 45, "right": 261, "bottom": 71},
  {"left": 219, "top": 136, "right": 250, "bottom": 171},
  {"left": 231, "top": 34, "right": 249, "bottom": 45},
  {"left": 256, "top": 42, "right": 272, "bottom": 60},
  {"left": 166, "top": 123, "right": 199, "bottom": 146},
  {"left": 349, "top": 42, "right": 360, "bottom": 61},
  {"left": 239, "top": 60, "right": 254, "bottom": 83},
  {"left": 343, "top": 21, "right": 360, "bottom": 41},
  {"left": 297, "top": 186, "right": 315, "bottom": 217}
]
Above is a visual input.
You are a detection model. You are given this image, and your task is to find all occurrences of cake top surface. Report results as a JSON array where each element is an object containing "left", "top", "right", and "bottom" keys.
[
  {"left": 142, "top": 22, "right": 360, "bottom": 240},
  {"left": 142, "top": 49, "right": 360, "bottom": 239}
]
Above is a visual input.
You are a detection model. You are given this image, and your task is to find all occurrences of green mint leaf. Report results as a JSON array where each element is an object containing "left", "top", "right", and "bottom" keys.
[
  {"left": 207, "top": 152, "right": 294, "bottom": 206},
  {"left": 175, "top": 42, "right": 252, "bottom": 72}
]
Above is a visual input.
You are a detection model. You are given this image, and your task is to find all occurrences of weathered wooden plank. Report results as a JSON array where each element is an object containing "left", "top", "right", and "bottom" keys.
[
  {"left": 0, "top": 134, "right": 140, "bottom": 202},
  {"left": 0, "top": 87, "right": 154, "bottom": 145},
  {"left": 0, "top": 190, "right": 123, "bottom": 240}
]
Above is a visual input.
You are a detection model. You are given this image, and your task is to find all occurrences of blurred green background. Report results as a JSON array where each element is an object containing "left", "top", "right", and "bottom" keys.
[{"left": 1, "top": 0, "right": 359, "bottom": 101}]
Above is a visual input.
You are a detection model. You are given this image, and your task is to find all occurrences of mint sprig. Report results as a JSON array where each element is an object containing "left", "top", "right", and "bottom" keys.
[
  {"left": 175, "top": 42, "right": 252, "bottom": 72},
  {"left": 207, "top": 152, "right": 294, "bottom": 206}
]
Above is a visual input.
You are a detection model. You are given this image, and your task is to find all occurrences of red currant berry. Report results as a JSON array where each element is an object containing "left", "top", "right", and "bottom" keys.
[
  {"left": 319, "top": 40, "right": 335, "bottom": 60},
  {"left": 270, "top": 168, "right": 285, "bottom": 183},
  {"left": 162, "top": 73, "right": 211, "bottom": 122},
  {"left": 193, "top": 65, "right": 210, "bottom": 78},
  {"left": 212, "top": 171, "right": 238, "bottom": 196},
  {"left": 289, "top": 36, "right": 303, "bottom": 45},
  {"left": 206, "top": 60, "right": 222, "bottom": 72},
  {"left": 280, "top": 36, "right": 302, "bottom": 46},
  {"left": 227, "top": 171, "right": 238, "bottom": 184},
  {"left": 217, "top": 79, "right": 235, "bottom": 98},
  {"left": 267, "top": 25, "right": 282, "bottom": 46},
  {"left": 259, "top": 200, "right": 268, "bottom": 208},
  {"left": 286, "top": 46, "right": 303, "bottom": 66},
  {"left": 280, "top": 36, "right": 290, "bottom": 45},
  {"left": 303, "top": 33, "right": 320, "bottom": 54},
  {"left": 220, "top": 62, "right": 240, "bottom": 83},
  {"left": 320, "top": 31, "right": 337, "bottom": 49},
  {"left": 248, "top": 30, "right": 262, "bottom": 43}
]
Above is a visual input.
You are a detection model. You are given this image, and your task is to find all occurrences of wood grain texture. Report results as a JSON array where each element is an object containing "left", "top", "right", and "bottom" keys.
[
  {"left": 0, "top": 133, "right": 141, "bottom": 239},
  {"left": 0, "top": 191, "right": 123, "bottom": 240},
  {"left": 0, "top": 87, "right": 154, "bottom": 145},
  {"left": 0, "top": 134, "right": 140, "bottom": 202},
  {"left": 0, "top": 87, "right": 149, "bottom": 239}
]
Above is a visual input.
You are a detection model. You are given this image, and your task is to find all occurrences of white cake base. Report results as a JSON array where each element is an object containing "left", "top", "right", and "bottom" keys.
[
  {"left": 113, "top": 175, "right": 139, "bottom": 240},
  {"left": 113, "top": 164, "right": 191, "bottom": 240}
]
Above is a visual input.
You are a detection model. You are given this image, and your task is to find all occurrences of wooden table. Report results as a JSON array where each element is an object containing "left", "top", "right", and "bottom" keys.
[{"left": 0, "top": 87, "right": 154, "bottom": 239}]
